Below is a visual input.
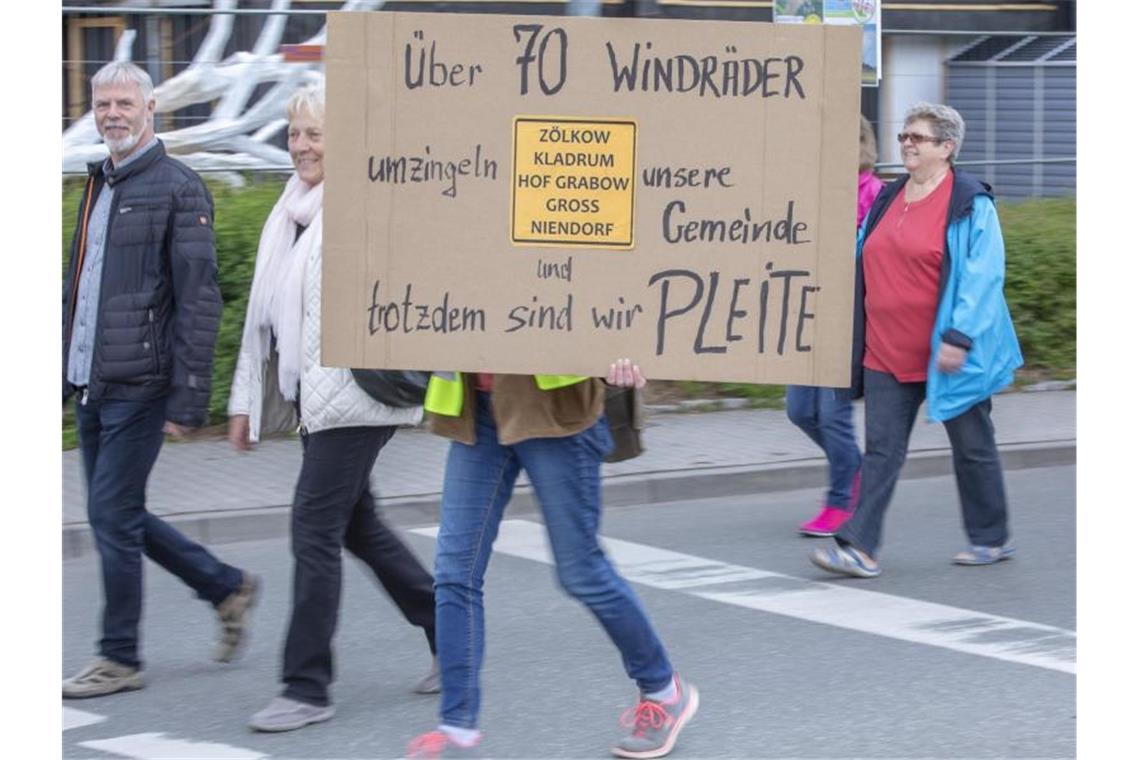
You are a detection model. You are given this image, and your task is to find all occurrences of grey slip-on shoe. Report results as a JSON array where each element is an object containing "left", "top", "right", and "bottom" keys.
[{"left": 249, "top": 696, "right": 335, "bottom": 732}]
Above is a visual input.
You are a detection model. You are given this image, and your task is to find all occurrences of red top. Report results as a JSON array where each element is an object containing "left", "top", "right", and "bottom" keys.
[
  {"left": 862, "top": 172, "right": 953, "bottom": 382},
  {"left": 473, "top": 373, "right": 495, "bottom": 392}
]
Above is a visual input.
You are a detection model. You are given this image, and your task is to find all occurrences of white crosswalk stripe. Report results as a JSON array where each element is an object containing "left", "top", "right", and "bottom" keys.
[
  {"left": 412, "top": 519, "right": 1076, "bottom": 675},
  {"left": 77, "top": 733, "right": 268, "bottom": 759},
  {"left": 64, "top": 707, "right": 268, "bottom": 760},
  {"left": 63, "top": 706, "right": 107, "bottom": 731}
]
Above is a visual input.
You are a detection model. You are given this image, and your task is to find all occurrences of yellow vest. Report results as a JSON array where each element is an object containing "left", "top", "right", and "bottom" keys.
[{"left": 424, "top": 373, "right": 587, "bottom": 417}]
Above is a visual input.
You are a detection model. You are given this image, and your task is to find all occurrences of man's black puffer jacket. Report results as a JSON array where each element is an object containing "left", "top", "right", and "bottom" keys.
[{"left": 62, "top": 140, "right": 222, "bottom": 427}]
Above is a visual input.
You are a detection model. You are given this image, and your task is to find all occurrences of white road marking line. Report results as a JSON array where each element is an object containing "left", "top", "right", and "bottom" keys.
[
  {"left": 62, "top": 706, "right": 107, "bottom": 731},
  {"left": 78, "top": 733, "right": 267, "bottom": 759},
  {"left": 412, "top": 519, "right": 1076, "bottom": 675}
]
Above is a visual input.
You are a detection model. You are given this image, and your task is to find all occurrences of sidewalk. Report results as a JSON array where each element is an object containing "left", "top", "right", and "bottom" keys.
[{"left": 62, "top": 389, "right": 1076, "bottom": 559}]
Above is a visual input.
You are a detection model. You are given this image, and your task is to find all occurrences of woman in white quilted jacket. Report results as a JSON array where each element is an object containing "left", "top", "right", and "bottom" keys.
[{"left": 227, "top": 84, "right": 438, "bottom": 733}]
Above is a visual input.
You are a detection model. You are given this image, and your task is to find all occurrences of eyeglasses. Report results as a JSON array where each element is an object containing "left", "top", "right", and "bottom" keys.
[{"left": 897, "top": 131, "right": 945, "bottom": 145}]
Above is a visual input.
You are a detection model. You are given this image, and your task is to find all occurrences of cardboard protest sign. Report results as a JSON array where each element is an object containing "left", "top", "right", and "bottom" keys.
[{"left": 322, "top": 11, "right": 861, "bottom": 385}]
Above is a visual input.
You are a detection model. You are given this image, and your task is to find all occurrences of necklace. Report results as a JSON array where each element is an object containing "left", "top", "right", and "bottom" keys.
[{"left": 906, "top": 168, "right": 949, "bottom": 203}]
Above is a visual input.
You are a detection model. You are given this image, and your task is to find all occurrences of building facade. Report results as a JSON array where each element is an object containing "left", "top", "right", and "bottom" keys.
[{"left": 64, "top": 0, "right": 1076, "bottom": 196}]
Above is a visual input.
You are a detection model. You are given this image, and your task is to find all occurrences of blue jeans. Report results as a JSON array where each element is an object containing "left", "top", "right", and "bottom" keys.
[
  {"left": 836, "top": 369, "right": 1011, "bottom": 557},
  {"left": 785, "top": 385, "right": 862, "bottom": 509},
  {"left": 76, "top": 396, "right": 243, "bottom": 669},
  {"left": 434, "top": 393, "right": 674, "bottom": 729}
]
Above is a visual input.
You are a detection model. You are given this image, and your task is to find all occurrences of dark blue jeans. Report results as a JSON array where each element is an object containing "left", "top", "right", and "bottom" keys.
[
  {"left": 785, "top": 385, "right": 862, "bottom": 509},
  {"left": 76, "top": 396, "right": 243, "bottom": 669},
  {"left": 836, "top": 369, "right": 1011, "bottom": 558},
  {"left": 434, "top": 393, "right": 674, "bottom": 729}
]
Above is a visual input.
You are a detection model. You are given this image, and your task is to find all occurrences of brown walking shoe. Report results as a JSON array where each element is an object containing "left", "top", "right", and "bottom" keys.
[
  {"left": 215, "top": 572, "right": 259, "bottom": 663},
  {"left": 62, "top": 658, "right": 143, "bottom": 699}
]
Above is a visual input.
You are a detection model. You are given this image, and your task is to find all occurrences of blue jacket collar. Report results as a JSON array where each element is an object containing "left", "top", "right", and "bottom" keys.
[
  {"left": 875, "top": 167, "right": 993, "bottom": 226},
  {"left": 947, "top": 168, "right": 993, "bottom": 222},
  {"left": 861, "top": 166, "right": 989, "bottom": 243},
  {"left": 86, "top": 139, "right": 166, "bottom": 185}
]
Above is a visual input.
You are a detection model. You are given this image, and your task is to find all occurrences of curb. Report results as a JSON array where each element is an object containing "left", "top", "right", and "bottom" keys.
[
  {"left": 62, "top": 440, "right": 1075, "bottom": 561},
  {"left": 643, "top": 382, "right": 1077, "bottom": 415}
]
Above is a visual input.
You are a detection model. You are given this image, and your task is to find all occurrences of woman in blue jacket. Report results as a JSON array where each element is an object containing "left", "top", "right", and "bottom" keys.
[{"left": 811, "top": 103, "right": 1023, "bottom": 579}]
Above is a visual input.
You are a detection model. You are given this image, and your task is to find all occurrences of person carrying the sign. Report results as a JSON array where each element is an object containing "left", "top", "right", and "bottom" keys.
[
  {"left": 406, "top": 362, "right": 698, "bottom": 759},
  {"left": 227, "top": 84, "right": 438, "bottom": 732},
  {"left": 786, "top": 115, "right": 882, "bottom": 537},
  {"left": 810, "top": 102, "right": 1023, "bottom": 579}
]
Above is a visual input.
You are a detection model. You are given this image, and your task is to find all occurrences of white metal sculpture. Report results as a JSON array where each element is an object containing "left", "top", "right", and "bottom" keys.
[{"left": 63, "top": 0, "right": 384, "bottom": 177}]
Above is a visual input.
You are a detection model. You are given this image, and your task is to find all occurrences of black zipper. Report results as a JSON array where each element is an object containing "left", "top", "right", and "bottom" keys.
[{"left": 147, "top": 308, "right": 161, "bottom": 372}]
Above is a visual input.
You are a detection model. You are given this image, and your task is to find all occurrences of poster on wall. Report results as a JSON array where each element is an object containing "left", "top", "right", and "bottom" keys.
[{"left": 774, "top": 0, "right": 881, "bottom": 86}]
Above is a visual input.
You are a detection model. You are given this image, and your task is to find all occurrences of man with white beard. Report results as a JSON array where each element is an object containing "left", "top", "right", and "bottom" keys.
[{"left": 62, "top": 61, "right": 257, "bottom": 699}]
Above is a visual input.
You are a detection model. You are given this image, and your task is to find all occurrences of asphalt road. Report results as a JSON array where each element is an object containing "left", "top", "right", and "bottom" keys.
[{"left": 62, "top": 465, "right": 1075, "bottom": 760}]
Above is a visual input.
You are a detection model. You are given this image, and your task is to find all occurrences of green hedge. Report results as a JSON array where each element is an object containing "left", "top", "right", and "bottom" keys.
[
  {"left": 60, "top": 182, "right": 1074, "bottom": 443},
  {"left": 205, "top": 179, "right": 288, "bottom": 420},
  {"left": 999, "top": 197, "right": 1076, "bottom": 374}
]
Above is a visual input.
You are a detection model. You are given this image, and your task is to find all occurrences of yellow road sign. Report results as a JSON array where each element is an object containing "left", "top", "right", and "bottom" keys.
[{"left": 511, "top": 116, "right": 637, "bottom": 249}]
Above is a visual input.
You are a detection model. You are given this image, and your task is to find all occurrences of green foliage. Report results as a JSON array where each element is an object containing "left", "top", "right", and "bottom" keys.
[
  {"left": 678, "top": 380, "right": 786, "bottom": 407},
  {"left": 717, "top": 383, "right": 787, "bottom": 407},
  {"left": 62, "top": 405, "right": 78, "bottom": 449},
  {"left": 62, "top": 178, "right": 85, "bottom": 273},
  {"left": 998, "top": 197, "right": 1076, "bottom": 372},
  {"left": 206, "top": 178, "right": 287, "bottom": 420}
]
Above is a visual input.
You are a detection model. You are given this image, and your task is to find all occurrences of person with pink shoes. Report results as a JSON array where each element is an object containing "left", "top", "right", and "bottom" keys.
[{"left": 788, "top": 115, "right": 883, "bottom": 537}]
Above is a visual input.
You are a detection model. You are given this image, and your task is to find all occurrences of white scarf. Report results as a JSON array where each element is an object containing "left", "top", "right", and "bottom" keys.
[{"left": 242, "top": 173, "right": 323, "bottom": 401}]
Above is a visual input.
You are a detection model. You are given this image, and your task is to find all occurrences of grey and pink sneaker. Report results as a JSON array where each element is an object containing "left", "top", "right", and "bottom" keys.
[
  {"left": 406, "top": 730, "right": 481, "bottom": 759},
  {"left": 810, "top": 543, "right": 882, "bottom": 578},
  {"left": 611, "top": 675, "right": 699, "bottom": 759}
]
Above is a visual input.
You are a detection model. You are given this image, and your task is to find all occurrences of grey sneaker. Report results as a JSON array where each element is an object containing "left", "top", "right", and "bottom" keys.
[
  {"left": 810, "top": 544, "right": 882, "bottom": 578},
  {"left": 612, "top": 675, "right": 699, "bottom": 759},
  {"left": 413, "top": 657, "right": 441, "bottom": 695},
  {"left": 249, "top": 696, "right": 335, "bottom": 732},
  {"left": 953, "top": 542, "right": 1015, "bottom": 565},
  {"left": 215, "top": 572, "right": 259, "bottom": 663},
  {"left": 62, "top": 658, "right": 143, "bottom": 699}
]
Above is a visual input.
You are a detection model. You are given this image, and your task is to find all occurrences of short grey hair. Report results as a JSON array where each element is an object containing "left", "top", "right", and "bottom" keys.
[
  {"left": 904, "top": 102, "right": 965, "bottom": 161},
  {"left": 90, "top": 61, "right": 154, "bottom": 104},
  {"left": 286, "top": 83, "right": 325, "bottom": 124}
]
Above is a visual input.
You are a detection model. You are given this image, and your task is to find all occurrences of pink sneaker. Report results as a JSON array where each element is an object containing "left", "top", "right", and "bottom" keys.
[
  {"left": 406, "top": 730, "right": 481, "bottom": 759},
  {"left": 799, "top": 506, "right": 853, "bottom": 537}
]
